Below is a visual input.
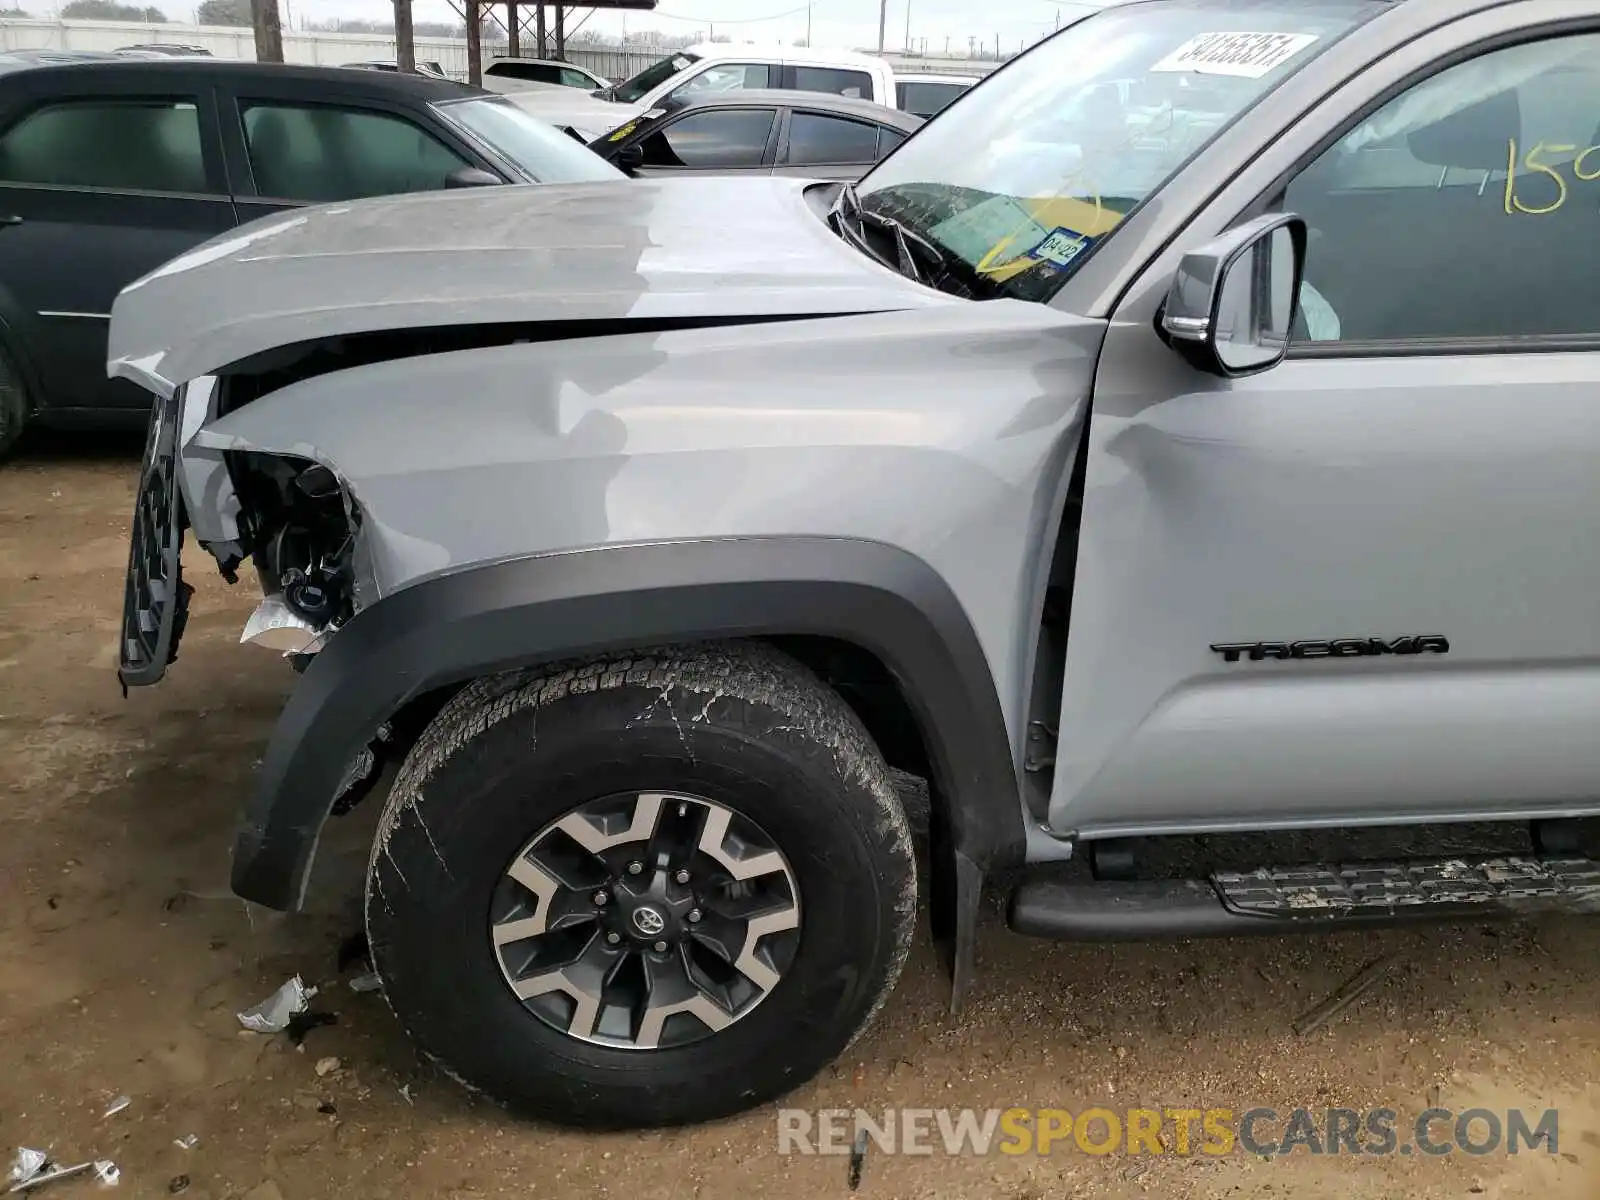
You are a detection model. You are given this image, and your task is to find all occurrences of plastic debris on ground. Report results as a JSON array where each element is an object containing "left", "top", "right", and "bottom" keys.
[
  {"left": 9, "top": 1150, "right": 48, "bottom": 1187},
  {"left": 7, "top": 1157, "right": 120, "bottom": 1193},
  {"left": 398, "top": 1084, "right": 414, "bottom": 1106},
  {"left": 172, "top": 1136, "right": 198, "bottom": 1152},
  {"left": 101, "top": 1097, "right": 131, "bottom": 1119},
  {"left": 236, "top": 975, "right": 316, "bottom": 1034},
  {"left": 346, "top": 970, "right": 381, "bottom": 993}
]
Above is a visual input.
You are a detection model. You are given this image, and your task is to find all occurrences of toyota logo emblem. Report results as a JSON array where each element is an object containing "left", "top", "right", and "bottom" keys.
[{"left": 631, "top": 906, "right": 666, "bottom": 936}]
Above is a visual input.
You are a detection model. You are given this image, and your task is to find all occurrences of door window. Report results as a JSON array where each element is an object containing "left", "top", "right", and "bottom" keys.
[
  {"left": 242, "top": 102, "right": 471, "bottom": 202},
  {"left": 876, "top": 126, "right": 908, "bottom": 157},
  {"left": 672, "top": 62, "right": 773, "bottom": 98},
  {"left": 785, "top": 111, "right": 881, "bottom": 165},
  {"left": 0, "top": 98, "right": 208, "bottom": 193},
  {"left": 896, "top": 80, "right": 966, "bottom": 118},
  {"left": 559, "top": 67, "right": 594, "bottom": 88},
  {"left": 1281, "top": 33, "right": 1600, "bottom": 344},
  {"left": 637, "top": 108, "right": 776, "bottom": 168},
  {"left": 792, "top": 65, "right": 873, "bottom": 100},
  {"left": 487, "top": 61, "right": 558, "bottom": 83}
]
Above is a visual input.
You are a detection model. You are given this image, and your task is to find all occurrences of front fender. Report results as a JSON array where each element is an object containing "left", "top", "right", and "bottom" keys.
[{"left": 233, "top": 535, "right": 1024, "bottom": 910}]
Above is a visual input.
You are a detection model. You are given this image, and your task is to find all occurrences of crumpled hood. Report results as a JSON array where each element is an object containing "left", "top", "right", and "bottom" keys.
[{"left": 107, "top": 175, "right": 957, "bottom": 396}]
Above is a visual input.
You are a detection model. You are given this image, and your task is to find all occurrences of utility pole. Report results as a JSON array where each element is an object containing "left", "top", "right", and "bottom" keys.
[
  {"left": 993, "top": 31, "right": 999, "bottom": 59},
  {"left": 249, "top": 0, "right": 283, "bottom": 62},
  {"left": 902, "top": 0, "right": 910, "bottom": 52},
  {"left": 876, "top": 0, "right": 885, "bottom": 52},
  {"left": 465, "top": 0, "right": 481, "bottom": 84},
  {"left": 392, "top": 0, "right": 414, "bottom": 71},
  {"left": 804, "top": 0, "right": 810, "bottom": 46},
  {"left": 507, "top": 0, "right": 518, "bottom": 55}
]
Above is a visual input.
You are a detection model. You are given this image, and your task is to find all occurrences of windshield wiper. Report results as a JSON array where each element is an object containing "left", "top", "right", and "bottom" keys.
[{"left": 830, "top": 182, "right": 993, "bottom": 300}]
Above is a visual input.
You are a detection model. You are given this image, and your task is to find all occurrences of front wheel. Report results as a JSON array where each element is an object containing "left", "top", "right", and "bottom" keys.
[{"left": 365, "top": 642, "right": 917, "bottom": 1128}]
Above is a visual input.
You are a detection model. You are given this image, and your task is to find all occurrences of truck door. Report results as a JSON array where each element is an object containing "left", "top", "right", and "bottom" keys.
[{"left": 1050, "top": 7, "right": 1600, "bottom": 840}]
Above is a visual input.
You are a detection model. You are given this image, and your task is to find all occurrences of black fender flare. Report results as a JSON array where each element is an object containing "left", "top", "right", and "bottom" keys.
[{"left": 231, "top": 536, "right": 1026, "bottom": 916}]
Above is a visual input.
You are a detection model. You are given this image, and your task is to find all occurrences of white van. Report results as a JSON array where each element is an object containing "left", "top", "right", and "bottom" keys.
[{"left": 506, "top": 42, "right": 897, "bottom": 141}]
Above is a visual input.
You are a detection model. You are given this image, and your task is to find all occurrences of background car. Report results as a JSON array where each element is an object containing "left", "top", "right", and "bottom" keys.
[
  {"left": 589, "top": 89, "right": 921, "bottom": 180},
  {"left": 116, "top": 43, "right": 214, "bottom": 57},
  {"left": 482, "top": 56, "right": 610, "bottom": 94},
  {"left": 0, "top": 58, "right": 623, "bottom": 453},
  {"left": 509, "top": 42, "right": 897, "bottom": 142},
  {"left": 342, "top": 59, "right": 451, "bottom": 79},
  {"left": 893, "top": 71, "right": 976, "bottom": 118}
]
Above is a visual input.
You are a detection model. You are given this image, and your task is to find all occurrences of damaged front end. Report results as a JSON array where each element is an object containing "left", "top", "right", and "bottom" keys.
[
  {"left": 119, "top": 372, "right": 384, "bottom": 805},
  {"left": 120, "top": 373, "right": 367, "bottom": 679}
]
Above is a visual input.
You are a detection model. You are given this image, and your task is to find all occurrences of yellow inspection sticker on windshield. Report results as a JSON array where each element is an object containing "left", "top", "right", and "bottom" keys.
[
  {"left": 607, "top": 121, "right": 640, "bottom": 141},
  {"left": 1149, "top": 31, "right": 1318, "bottom": 78}
]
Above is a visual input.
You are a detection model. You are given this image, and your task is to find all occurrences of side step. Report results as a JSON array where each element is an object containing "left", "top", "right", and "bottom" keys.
[{"left": 1008, "top": 856, "right": 1600, "bottom": 942}]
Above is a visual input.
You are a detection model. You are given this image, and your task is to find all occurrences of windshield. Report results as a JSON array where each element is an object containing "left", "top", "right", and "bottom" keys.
[
  {"left": 435, "top": 96, "right": 626, "bottom": 183},
  {"left": 612, "top": 52, "right": 700, "bottom": 104},
  {"left": 856, "top": 0, "right": 1385, "bottom": 302}
]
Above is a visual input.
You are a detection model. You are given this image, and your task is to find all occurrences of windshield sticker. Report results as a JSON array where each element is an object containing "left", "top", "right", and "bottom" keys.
[
  {"left": 1028, "top": 227, "right": 1093, "bottom": 267},
  {"left": 671, "top": 55, "right": 691, "bottom": 71},
  {"left": 1149, "top": 31, "right": 1319, "bottom": 78},
  {"left": 606, "top": 121, "right": 639, "bottom": 141},
  {"left": 929, "top": 196, "right": 1054, "bottom": 268}
]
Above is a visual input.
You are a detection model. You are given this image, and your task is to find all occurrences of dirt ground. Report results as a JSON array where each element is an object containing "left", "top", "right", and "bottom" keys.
[{"left": 3, "top": 439, "right": 1600, "bottom": 1200}]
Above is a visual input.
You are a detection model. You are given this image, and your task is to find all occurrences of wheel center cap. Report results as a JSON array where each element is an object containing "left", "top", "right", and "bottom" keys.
[{"left": 631, "top": 905, "right": 667, "bottom": 937}]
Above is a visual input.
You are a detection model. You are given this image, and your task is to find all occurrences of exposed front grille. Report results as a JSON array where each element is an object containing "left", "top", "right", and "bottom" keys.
[{"left": 118, "top": 388, "right": 191, "bottom": 689}]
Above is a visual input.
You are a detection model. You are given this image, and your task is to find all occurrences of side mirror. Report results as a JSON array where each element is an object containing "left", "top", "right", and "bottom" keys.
[
  {"left": 614, "top": 142, "right": 645, "bottom": 171},
  {"left": 444, "top": 166, "right": 503, "bottom": 188},
  {"left": 1159, "top": 212, "right": 1307, "bottom": 378}
]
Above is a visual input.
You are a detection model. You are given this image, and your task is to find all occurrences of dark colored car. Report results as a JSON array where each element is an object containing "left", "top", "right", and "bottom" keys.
[
  {"left": 0, "top": 59, "right": 623, "bottom": 454},
  {"left": 588, "top": 88, "right": 922, "bottom": 181}
]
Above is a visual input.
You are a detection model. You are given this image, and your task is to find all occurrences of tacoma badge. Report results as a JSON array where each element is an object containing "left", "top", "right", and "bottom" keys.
[{"left": 1209, "top": 636, "right": 1450, "bottom": 663}]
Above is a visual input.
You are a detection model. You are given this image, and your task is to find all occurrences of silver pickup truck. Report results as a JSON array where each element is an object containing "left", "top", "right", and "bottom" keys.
[{"left": 111, "top": 0, "right": 1600, "bottom": 1131}]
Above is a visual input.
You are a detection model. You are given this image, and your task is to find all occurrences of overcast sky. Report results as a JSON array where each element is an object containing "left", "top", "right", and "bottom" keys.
[{"left": 273, "top": 0, "right": 1116, "bottom": 57}]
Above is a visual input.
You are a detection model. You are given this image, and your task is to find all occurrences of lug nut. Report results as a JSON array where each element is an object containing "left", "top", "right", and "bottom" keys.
[
  {"left": 627, "top": 861, "right": 644, "bottom": 876},
  {"left": 674, "top": 869, "right": 690, "bottom": 884},
  {"left": 592, "top": 890, "right": 609, "bottom": 905},
  {"left": 606, "top": 932, "right": 621, "bottom": 945},
  {"left": 687, "top": 908, "right": 702, "bottom": 923},
  {"left": 653, "top": 940, "right": 668, "bottom": 953}
]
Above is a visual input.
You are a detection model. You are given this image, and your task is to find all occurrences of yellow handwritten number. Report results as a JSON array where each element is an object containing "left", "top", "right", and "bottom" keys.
[{"left": 1504, "top": 138, "right": 1576, "bottom": 214}]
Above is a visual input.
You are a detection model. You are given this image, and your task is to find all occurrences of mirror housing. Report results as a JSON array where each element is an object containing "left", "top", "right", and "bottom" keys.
[
  {"left": 444, "top": 166, "right": 503, "bottom": 188},
  {"left": 614, "top": 142, "right": 646, "bottom": 171},
  {"left": 1159, "top": 212, "right": 1308, "bottom": 379}
]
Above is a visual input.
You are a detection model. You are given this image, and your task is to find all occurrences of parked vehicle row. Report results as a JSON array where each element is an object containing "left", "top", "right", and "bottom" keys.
[
  {"left": 506, "top": 42, "right": 903, "bottom": 140},
  {"left": 0, "top": 50, "right": 933, "bottom": 453},
  {"left": 0, "top": 58, "right": 625, "bottom": 450}
]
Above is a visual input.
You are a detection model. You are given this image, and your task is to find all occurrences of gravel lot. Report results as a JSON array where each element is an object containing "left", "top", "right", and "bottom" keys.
[{"left": 3, "top": 439, "right": 1598, "bottom": 1200}]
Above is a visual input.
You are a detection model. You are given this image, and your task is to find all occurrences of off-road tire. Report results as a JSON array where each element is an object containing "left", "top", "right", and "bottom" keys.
[
  {"left": 0, "top": 344, "right": 28, "bottom": 461},
  {"left": 365, "top": 641, "right": 917, "bottom": 1129}
]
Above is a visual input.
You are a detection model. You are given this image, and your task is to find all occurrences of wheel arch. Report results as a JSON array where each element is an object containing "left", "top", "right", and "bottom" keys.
[{"left": 232, "top": 536, "right": 1026, "bottom": 916}]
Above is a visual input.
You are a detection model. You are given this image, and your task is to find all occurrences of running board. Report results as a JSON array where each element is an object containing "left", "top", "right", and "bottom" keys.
[{"left": 1008, "top": 856, "right": 1600, "bottom": 942}]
